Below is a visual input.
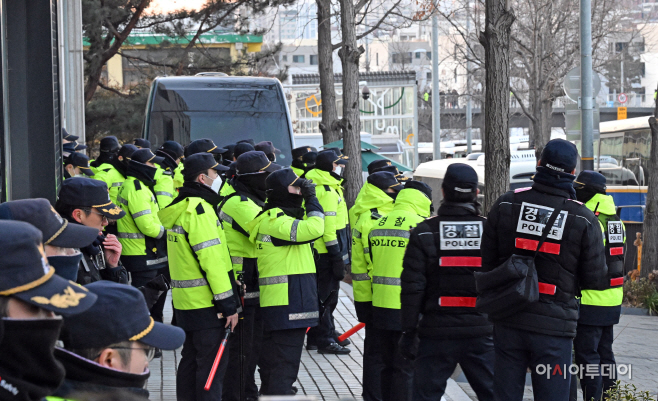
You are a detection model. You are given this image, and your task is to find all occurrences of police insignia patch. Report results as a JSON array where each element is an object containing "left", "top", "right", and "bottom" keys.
[
  {"left": 31, "top": 286, "right": 87, "bottom": 308},
  {"left": 439, "top": 221, "right": 483, "bottom": 250}
]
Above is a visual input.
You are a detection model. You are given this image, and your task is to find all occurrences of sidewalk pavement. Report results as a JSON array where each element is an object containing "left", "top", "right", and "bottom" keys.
[{"left": 147, "top": 285, "right": 472, "bottom": 401}]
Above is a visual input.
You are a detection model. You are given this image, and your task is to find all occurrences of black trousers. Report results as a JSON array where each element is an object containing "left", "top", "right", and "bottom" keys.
[
  {"left": 362, "top": 327, "right": 412, "bottom": 401},
  {"left": 130, "top": 269, "right": 158, "bottom": 288},
  {"left": 413, "top": 335, "right": 495, "bottom": 401},
  {"left": 259, "top": 327, "right": 306, "bottom": 396},
  {"left": 223, "top": 304, "right": 264, "bottom": 401},
  {"left": 306, "top": 255, "right": 339, "bottom": 348},
  {"left": 362, "top": 326, "right": 384, "bottom": 401},
  {"left": 493, "top": 324, "right": 573, "bottom": 401},
  {"left": 573, "top": 324, "right": 616, "bottom": 401},
  {"left": 149, "top": 266, "right": 170, "bottom": 323},
  {"left": 177, "top": 327, "right": 230, "bottom": 401}
]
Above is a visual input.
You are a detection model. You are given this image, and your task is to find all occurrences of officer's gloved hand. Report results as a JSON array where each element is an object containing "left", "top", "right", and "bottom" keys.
[
  {"left": 101, "top": 265, "right": 129, "bottom": 284},
  {"left": 398, "top": 331, "right": 420, "bottom": 361},
  {"left": 298, "top": 178, "right": 317, "bottom": 199},
  {"left": 331, "top": 257, "right": 346, "bottom": 281},
  {"left": 138, "top": 274, "right": 171, "bottom": 309}
]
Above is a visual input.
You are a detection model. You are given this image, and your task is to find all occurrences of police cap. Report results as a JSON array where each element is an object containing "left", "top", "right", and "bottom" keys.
[
  {"left": 266, "top": 168, "right": 301, "bottom": 190},
  {"left": 0, "top": 198, "right": 99, "bottom": 248},
  {"left": 99, "top": 136, "right": 120, "bottom": 153},
  {"left": 234, "top": 142, "right": 255, "bottom": 159},
  {"left": 185, "top": 139, "right": 227, "bottom": 157},
  {"left": 63, "top": 142, "right": 78, "bottom": 154},
  {"left": 403, "top": 180, "right": 432, "bottom": 200},
  {"left": 0, "top": 220, "right": 97, "bottom": 316},
  {"left": 62, "top": 128, "right": 78, "bottom": 142},
  {"left": 255, "top": 141, "right": 278, "bottom": 156},
  {"left": 292, "top": 146, "right": 316, "bottom": 160},
  {"left": 133, "top": 138, "right": 151, "bottom": 149},
  {"left": 184, "top": 153, "right": 229, "bottom": 180},
  {"left": 58, "top": 177, "right": 126, "bottom": 220},
  {"left": 443, "top": 163, "right": 478, "bottom": 193},
  {"left": 316, "top": 150, "right": 348, "bottom": 172},
  {"left": 368, "top": 159, "right": 398, "bottom": 175},
  {"left": 132, "top": 148, "right": 165, "bottom": 166},
  {"left": 118, "top": 144, "right": 138, "bottom": 160},
  {"left": 302, "top": 151, "right": 318, "bottom": 165},
  {"left": 539, "top": 139, "right": 578, "bottom": 174},
  {"left": 574, "top": 170, "right": 607, "bottom": 193},
  {"left": 61, "top": 281, "right": 185, "bottom": 350},
  {"left": 236, "top": 151, "right": 281, "bottom": 175},
  {"left": 65, "top": 152, "right": 95, "bottom": 176},
  {"left": 237, "top": 139, "right": 256, "bottom": 146},
  {"left": 367, "top": 171, "right": 402, "bottom": 192},
  {"left": 157, "top": 141, "right": 184, "bottom": 161}
]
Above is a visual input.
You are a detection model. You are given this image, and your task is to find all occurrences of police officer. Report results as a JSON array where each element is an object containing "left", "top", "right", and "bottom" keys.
[
  {"left": 154, "top": 141, "right": 185, "bottom": 209},
  {"left": 55, "top": 178, "right": 129, "bottom": 285},
  {"left": 133, "top": 138, "right": 151, "bottom": 149},
  {"left": 290, "top": 146, "right": 317, "bottom": 177},
  {"left": 158, "top": 153, "right": 240, "bottom": 401},
  {"left": 573, "top": 171, "right": 625, "bottom": 401},
  {"left": 362, "top": 180, "right": 432, "bottom": 401},
  {"left": 224, "top": 142, "right": 256, "bottom": 185},
  {"left": 64, "top": 152, "right": 95, "bottom": 179},
  {"left": 90, "top": 137, "right": 126, "bottom": 206},
  {"left": 400, "top": 164, "right": 494, "bottom": 401},
  {"left": 368, "top": 159, "right": 410, "bottom": 184},
  {"left": 481, "top": 139, "right": 608, "bottom": 401},
  {"left": 116, "top": 148, "right": 168, "bottom": 291},
  {"left": 219, "top": 151, "right": 281, "bottom": 401},
  {"left": 220, "top": 144, "right": 237, "bottom": 167},
  {"left": 62, "top": 127, "right": 78, "bottom": 143},
  {"left": 245, "top": 168, "right": 324, "bottom": 396},
  {"left": 254, "top": 141, "right": 279, "bottom": 162},
  {"left": 305, "top": 150, "right": 351, "bottom": 354},
  {"left": 50, "top": 281, "right": 185, "bottom": 400},
  {"left": 184, "top": 139, "right": 229, "bottom": 194},
  {"left": 90, "top": 136, "right": 120, "bottom": 173},
  {"left": 350, "top": 171, "right": 401, "bottom": 401},
  {"left": 0, "top": 220, "right": 97, "bottom": 401}
]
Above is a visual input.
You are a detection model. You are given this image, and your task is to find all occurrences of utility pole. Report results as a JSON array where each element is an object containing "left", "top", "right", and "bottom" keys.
[
  {"left": 465, "top": 0, "right": 472, "bottom": 154},
  {"left": 580, "top": 0, "right": 594, "bottom": 171},
  {"left": 432, "top": 11, "right": 441, "bottom": 160}
]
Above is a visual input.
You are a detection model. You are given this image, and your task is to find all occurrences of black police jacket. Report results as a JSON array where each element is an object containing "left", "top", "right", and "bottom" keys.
[
  {"left": 76, "top": 247, "right": 129, "bottom": 286},
  {"left": 480, "top": 183, "right": 608, "bottom": 338},
  {"left": 401, "top": 202, "right": 492, "bottom": 339}
]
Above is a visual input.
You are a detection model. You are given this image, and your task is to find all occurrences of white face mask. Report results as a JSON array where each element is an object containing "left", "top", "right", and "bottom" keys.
[
  {"left": 211, "top": 175, "right": 223, "bottom": 193},
  {"left": 334, "top": 165, "right": 344, "bottom": 177}
]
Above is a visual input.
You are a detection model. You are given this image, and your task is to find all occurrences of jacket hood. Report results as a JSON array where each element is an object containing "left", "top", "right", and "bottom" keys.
[
  {"left": 158, "top": 197, "right": 194, "bottom": 229},
  {"left": 585, "top": 193, "right": 617, "bottom": 215},
  {"left": 304, "top": 168, "right": 341, "bottom": 189},
  {"left": 350, "top": 183, "right": 393, "bottom": 221},
  {"left": 394, "top": 188, "right": 431, "bottom": 217}
]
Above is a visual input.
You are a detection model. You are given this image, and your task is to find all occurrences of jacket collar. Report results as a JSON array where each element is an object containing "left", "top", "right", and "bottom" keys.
[
  {"left": 531, "top": 182, "right": 571, "bottom": 198},
  {"left": 438, "top": 201, "right": 479, "bottom": 216}
]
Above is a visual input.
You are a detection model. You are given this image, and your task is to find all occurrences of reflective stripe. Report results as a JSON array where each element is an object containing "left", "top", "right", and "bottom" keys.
[
  {"left": 610, "top": 247, "right": 624, "bottom": 256},
  {"left": 168, "top": 225, "right": 186, "bottom": 235},
  {"left": 289, "top": 311, "right": 319, "bottom": 320},
  {"left": 244, "top": 291, "right": 260, "bottom": 299},
  {"left": 213, "top": 289, "right": 234, "bottom": 301},
  {"left": 155, "top": 191, "right": 173, "bottom": 198},
  {"left": 440, "top": 257, "right": 482, "bottom": 267},
  {"left": 610, "top": 277, "right": 624, "bottom": 287},
  {"left": 515, "top": 238, "right": 561, "bottom": 255},
  {"left": 364, "top": 247, "right": 370, "bottom": 254},
  {"left": 151, "top": 196, "right": 156, "bottom": 203},
  {"left": 372, "top": 276, "right": 401, "bottom": 286},
  {"left": 156, "top": 226, "right": 165, "bottom": 239},
  {"left": 257, "top": 234, "right": 272, "bottom": 242},
  {"left": 219, "top": 211, "right": 233, "bottom": 224},
  {"left": 192, "top": 238, "right": 221, "bottom": 252},
  {"left": 259, "top": 275, "right": 288, "bottom": 285},
  {"left": 291, "top": 220, "right": 300, "bottom": 242},
  {"left": 231, "top": 256, "right": 244, "bottom": 265},
  {"left": 342, "top": 253, "right": 349, "bottom": 261},
  {"left": 117, "top": 232, "right": 145, "bottom": 239},
  {"left": 307, "top": 211, "right": 324, "bottom": 219},
  {"left": 325, "top": 239, "right": 339, "bottom": 246},
  {"left": 439, "top": 296, "right": 477, "bottom": 307},
  {"left": 352, "top": 273, "right": 370, "bottom": 281},
  {"left": 111, "top": 182, "right": 122, "bottom": 187},
  {"left": 538, "top": 282, "right": 556, "bottom": 295},
  {"left": 325, "top": 211, "right": 337, "bottom": 216},
  {"left": 352, "top": 229, "right": 362, "bottom": 239},
  {"left": 132, "top": 209, "right": 152, "bottom": 219},
  {"left": 117, "top": 196, "right": 128, "bottom": 205},
  {"left": 369, "top": 229, "right": 411, "bottom": 239},
  {"left": 146, "top": 256, "right": 168, "bottom": 265},
  {"left": 171, "top": 278, "right": 208, "bottom": 288}
]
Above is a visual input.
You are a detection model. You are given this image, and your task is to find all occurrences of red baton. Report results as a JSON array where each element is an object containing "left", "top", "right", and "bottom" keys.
[
  {"left": 204, "top": 330, "right": 231, "bottom": 391},
  {"left": 338, "top": 322, "right": 365, "bottom": 343}
]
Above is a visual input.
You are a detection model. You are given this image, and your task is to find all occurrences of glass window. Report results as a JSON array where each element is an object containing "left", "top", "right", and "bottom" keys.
[
  {"left": 415, "top": 52, "right": 421, "bottom": 59},
  {"left": 426, "top": 51, "right": 431, "bottom": 60},
  {"left": 310, "top": 55, "right": 318, "bottom": 65},
  {"left": 293, "top": 55, "right": 305, "bottom": 63},
  {"left": 281, "top": 55, "right": 288, "bottom": 62}
]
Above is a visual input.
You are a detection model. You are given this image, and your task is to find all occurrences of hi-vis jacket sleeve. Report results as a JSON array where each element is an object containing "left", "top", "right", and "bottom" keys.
[
  {"left": 351, "top": 218, "right": 373, "bottom": 323},
  {"left": 187, "top": 202, "right": 238, "bottom": 316},
  {"left": 127, "top": 186, "right": 165, "bottom": 239},
  {"left": 266, "top": 211, "right": 325, "bottom": 244},
  {"left": 318, "top": 189, "right": 340, "bottom": 257}
]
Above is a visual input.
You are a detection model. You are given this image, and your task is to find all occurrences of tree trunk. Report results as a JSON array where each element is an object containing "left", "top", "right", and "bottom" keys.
[
  {"left": 479, "top": 0, "right": 515, "bottom": 213},
  {"left": 539, "top": 94, "right": 553, "bottom": 154},
  {"left": 316, "top": 0, "right": 341, "bottom": 144},
  {"left": 641, "top": 115, "right": 658, "bottom": 278},
  {"left": 337, "top": 0, "right": 364, "bottom": 207}
]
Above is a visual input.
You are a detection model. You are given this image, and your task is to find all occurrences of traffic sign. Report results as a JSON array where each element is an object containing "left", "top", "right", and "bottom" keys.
[
  {"left": 618, "top": 107, "right": 627, "bottom": 120},
  {"left": 618, "top": 93, "right": 627, "bottom": 104},
  {"left": 563, "top": 67, "right": 602, "bottom": 101}
]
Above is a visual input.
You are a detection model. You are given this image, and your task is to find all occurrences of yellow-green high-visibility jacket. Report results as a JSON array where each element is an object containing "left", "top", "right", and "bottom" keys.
[
  {"left": 154, "top": 165, "right": 176, "bottom": 209},
  {"left": 219, "top": 180, "right": 236, "bottom": 200},
  {"left": 350, "top": 186, "right": 395, "bottom": 323},
  {"left": 579, "top": 193, "right": 625, "bottom": 326},
  {"left": 366, "top": 188, "right": 430, "bottom": 330},
  {"left": 116, "top": 176, "right": 167, "bottom": 271},
  {"left": 291, "top": 166, "right": 305, "bottom": 177},
  {"left": 173, "top": 164, "right": 184, "bottom": 189},
  {"left": 349, "top": 183, "right": 393, "bottom": 228},
  {"left": 219, "top": 190, "right": 264, "bottom": 303},
  {"left": 246, "top": 203, "right": 324, "bottom": 331},
  {"left": 304, "top": 169, "right": 342, "bottom": 258},
  {"left": 159, "top": 196, "right": 239, "bottom": 331},
  {"left": 92, "top": 163, "right": 125, "bottom": 205}
]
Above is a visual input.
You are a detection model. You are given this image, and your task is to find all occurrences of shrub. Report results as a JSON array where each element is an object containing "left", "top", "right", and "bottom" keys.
[{"left": 604, "top": 381, "right": 657, "bottom": 400}]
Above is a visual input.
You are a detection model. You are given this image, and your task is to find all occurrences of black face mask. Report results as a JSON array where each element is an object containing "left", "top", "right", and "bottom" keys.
[
  {"left": 387, "top": 191, "right": 399, "bottom": 201},
  {"left": 48, "top": 253, "right": 83, "bottom": 282},
  {"left": 239, "top": 173, "right": 268, "bottom": 192},
  {"left": 575, "top": 187, "right": 598, "bottom": 204},
  {"left": 0, "top": 318, "right": 66, "bottom": 401}
]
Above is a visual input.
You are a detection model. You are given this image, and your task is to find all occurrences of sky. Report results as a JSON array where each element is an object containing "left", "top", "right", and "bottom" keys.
[{"left": 147, "top": 0, "right": 207, "bottom": 13}]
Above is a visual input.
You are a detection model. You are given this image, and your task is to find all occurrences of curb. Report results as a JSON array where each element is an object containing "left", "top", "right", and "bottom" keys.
[{"left": 621, "top": 306, "right": 651, "bottom": 316}]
